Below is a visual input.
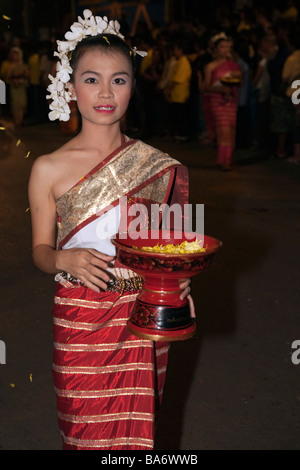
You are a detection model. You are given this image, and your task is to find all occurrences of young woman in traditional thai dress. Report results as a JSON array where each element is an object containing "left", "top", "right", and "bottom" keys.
[
  {"left": 6, "top": 47, "right": 29, "bottom": 126},
  {"left": 204, "top": 34, "right": 242, "bottom": 170},
  {"left": 28, "top": 11, "right": 192, "bottom": 450}
]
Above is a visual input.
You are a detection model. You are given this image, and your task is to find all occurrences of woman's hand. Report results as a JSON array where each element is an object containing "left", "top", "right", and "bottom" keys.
[
  {"left": 179, "top": 278, "right": 195, "bottom": 318},
  {"left": 56, "top": 248, "right": 115, "bottom": 293}
]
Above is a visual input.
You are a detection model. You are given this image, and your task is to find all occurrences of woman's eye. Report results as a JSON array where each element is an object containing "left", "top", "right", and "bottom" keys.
[
  {"left": 85, "top": 77, "right": 97, "bottom": 84},
  {"left": 113, "top": 78, "right": 126, "bottom": 85}
]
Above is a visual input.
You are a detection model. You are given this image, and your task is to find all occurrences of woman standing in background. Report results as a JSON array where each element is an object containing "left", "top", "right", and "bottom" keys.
[
  {"left": 7, "top": 47, "right": 29, "bottom": 126},
  {"left": 204, "top": 34, "right": 242, "bottom": 170}
]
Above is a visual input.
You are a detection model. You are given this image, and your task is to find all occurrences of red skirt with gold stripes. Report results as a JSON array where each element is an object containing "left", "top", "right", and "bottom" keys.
[
  {"left": 52, "top": 281, "right": 169, "bottom": 450},
  {"left": 210, "top": 94, "right": 238, "bottom": 165}
]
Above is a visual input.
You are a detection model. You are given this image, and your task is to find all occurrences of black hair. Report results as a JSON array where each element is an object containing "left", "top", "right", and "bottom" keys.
[{"left": 69, "top": 33, "right": 136, "bottom": 82}]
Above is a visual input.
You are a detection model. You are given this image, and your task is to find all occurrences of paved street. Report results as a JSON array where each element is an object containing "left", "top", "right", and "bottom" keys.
[{"left": 0, "top": 121, "right": 299, "bottom": 450}]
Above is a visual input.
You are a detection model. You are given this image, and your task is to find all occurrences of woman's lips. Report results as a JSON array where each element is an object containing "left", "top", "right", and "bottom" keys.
[{"left": 94, "top": 105, "right": 116, "bottom": 113}]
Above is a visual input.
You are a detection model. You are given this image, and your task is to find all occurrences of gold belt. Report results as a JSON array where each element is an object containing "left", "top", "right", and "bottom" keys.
[
  {"left": 57, "top": 271, "right": 143, "bottom": 293},
  {"left": 106, "top": 276, "right": 143, "bottom": 293}
]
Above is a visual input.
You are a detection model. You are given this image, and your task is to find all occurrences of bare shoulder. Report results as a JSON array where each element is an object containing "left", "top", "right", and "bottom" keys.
[
  {"left": 28, "top": 142, "right": 71, "bottom": 195},
  {"left": 30, "top": 138, "right": 74, "bottom": 175},
  {"left": 204, "top": 61, "right": 216, "bottom": 71},
  {"left": 29, "top": 150, "right": 58, "bottom": 186}
]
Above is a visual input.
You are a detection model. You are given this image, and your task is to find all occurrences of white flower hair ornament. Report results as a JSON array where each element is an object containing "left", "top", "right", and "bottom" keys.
[
  {"left": 211, "top": 32, "right": 228, "bottom": 44},
  {"left": 47, "top": 9, "right": 147, "bottom": 122}
]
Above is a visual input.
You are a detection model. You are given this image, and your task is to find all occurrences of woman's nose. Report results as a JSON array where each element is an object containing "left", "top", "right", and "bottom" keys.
[{"left": 98, "top": 83, "right": 113, "bottom": 97}]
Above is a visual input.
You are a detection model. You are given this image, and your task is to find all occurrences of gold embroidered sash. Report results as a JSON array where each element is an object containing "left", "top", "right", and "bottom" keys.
[{"left": 56, "top": 138, "right": 184, "bottom": 248}]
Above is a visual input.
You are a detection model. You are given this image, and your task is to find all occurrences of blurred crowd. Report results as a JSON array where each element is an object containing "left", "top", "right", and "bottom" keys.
[
  {"left": 0, "top": 38, "right": 52, "bottom": 126},
  {"left": 0, "top": 1, "right": 299, "bottom": 164}
]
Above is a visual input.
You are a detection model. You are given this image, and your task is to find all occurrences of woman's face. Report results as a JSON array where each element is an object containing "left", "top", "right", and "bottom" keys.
[
  {"left": 69, "top": 48, "right": 134, "bottom": 127},
  {"left": 215, "top": 40, "right": 231, "bottom": 59}
]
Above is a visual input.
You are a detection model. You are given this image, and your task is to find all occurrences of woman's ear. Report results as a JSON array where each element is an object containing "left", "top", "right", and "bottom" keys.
[{"left": 67, "top": 82, "right": 77, "bottom": 100}]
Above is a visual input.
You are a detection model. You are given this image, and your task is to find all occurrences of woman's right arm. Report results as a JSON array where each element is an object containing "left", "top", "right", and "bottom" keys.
[
  {"left": 28, "top": 156, "right": 59, "bottom": 273},
  {"left": 28, "top": 156, "right": 114, "bottom": 292}
]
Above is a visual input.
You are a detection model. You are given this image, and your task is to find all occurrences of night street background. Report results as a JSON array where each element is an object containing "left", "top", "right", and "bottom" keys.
[
  {"left": 0, "top": 0, "right": 300, "bottom": 452},
  {"left": 0, "top": 121, "right": 299, "bottom": 450}
]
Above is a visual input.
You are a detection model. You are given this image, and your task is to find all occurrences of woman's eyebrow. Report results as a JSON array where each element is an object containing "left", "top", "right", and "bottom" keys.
[
  {"left": 80, "top": 70, "right": 130, "bottom": 77},
  {"left": 81, "top": 70, "right": 100, "bottom": 76}
]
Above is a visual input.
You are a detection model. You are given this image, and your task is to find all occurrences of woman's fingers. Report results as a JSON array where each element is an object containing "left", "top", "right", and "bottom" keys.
[
  {"left": 88, "top": 248, "right": 115, "bottom": 261},
  {"left": 178, "top": 278, "right": 195, "bottom": 318},
  {"left": 87, "top": 249, "right": 115, "bottom": 268},
  {"left": 59, "top": 248, "right": 115, "bottom": 291},
  {"left": 78, "top": 250, "right": 115, "bottom": 289},
  {"left": 179, "top": 278, "right": 191, "bottom": 288},
  {"left": 187, "top": 294, "right": 196, "bottom": 318},
  {"left": 179, "top": 278, "right": 191, "bottom": 299},
  {"left": 89, "top": 260, "right": 113, "bottom": 282},
  {"left": 179, "top": 286, "right": 191, "bottom": 300},
  {"left": 80, "top": 271, "right": 110, "bottom": 293}
]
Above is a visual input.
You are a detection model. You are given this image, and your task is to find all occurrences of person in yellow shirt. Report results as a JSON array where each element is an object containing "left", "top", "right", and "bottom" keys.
[
  {"left": 281, "top": 0, "right": 298, "bottom": 21},
  {"left": 165, "top": 39, "right": 192, "bottom": 141}
]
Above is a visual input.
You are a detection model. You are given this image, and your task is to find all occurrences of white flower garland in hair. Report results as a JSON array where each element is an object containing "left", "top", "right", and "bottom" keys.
[
  {"left": 211, "top": 32, "right": 228, "bottom": 44},
  {"left": 47, "top": 9, "right": 147, "bottom": 122}
]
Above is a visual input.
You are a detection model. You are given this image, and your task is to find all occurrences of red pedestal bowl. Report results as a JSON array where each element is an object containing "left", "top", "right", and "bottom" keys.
[{"left": 111, "top": 230, "right": 222, "bottom": 341}]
